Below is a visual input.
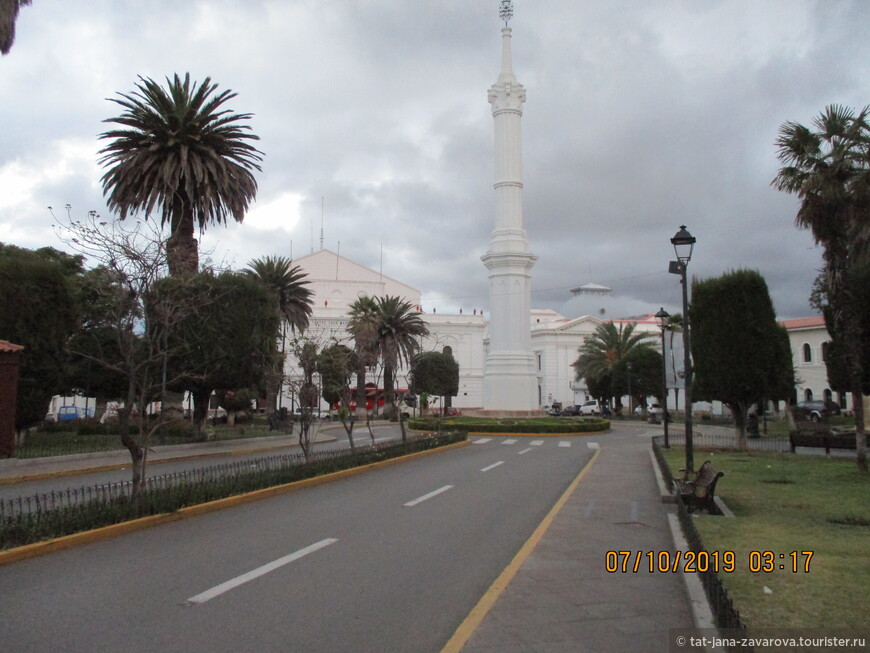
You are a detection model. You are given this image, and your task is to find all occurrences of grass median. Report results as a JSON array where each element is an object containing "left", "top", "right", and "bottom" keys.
[{"left": 663, "top": 446, "right": 870, "bottom": 628}]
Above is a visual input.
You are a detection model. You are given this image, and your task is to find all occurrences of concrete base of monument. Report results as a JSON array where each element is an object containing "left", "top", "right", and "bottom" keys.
[{"left": 462, "top": 409, "right": 547, "bottom": 418}]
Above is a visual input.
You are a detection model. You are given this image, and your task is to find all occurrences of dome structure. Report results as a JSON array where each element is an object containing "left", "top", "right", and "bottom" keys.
[{"left": 557, "top": 283, "right": 660, "bottom": 321}]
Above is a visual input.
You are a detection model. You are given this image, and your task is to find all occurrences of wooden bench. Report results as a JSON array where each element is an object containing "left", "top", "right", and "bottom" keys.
[
  {"left": 789, "top": 429, "right": 856, "bottom": 454},
  {"left": 673, "top": 460, "right": 724, "bottom": 514}
]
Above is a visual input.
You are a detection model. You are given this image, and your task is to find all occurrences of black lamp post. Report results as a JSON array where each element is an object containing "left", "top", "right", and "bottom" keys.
[
  {"left": 670, "top": 225, "right": 696, "bottom": 474},
  {"left": 655, "top": 307, "right": 670, "bottom": 448}
]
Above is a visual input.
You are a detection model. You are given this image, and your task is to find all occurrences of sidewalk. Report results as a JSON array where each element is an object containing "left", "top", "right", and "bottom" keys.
[{"left": 456, "top": 426, "right": 696, "bottom": 653}]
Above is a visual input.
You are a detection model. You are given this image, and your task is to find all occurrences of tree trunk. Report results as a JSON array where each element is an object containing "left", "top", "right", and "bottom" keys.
[
  {"left": 384, "top": 364, "right": 395, "bottom": 421},
  {"left": 167, "top": 209, "right": 198, "bottom": 276},
  {"left": 732, "top": 402, "right": 748, "bottom": 451},
  {"left": 355, "top": 363, "right": 367, "bottom": 422}
]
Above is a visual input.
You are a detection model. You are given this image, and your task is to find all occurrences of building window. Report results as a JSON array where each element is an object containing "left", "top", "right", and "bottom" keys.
[
  {"left": 804, "top": 388, "right": 813, "bottom": 401},
  {"left": 821, "top": 341, "right": 829, "bottom": 362},
  {"left": 824, "top": 389, "right": 833, "bottom": 402},
  {"left": 802, "top": 343, "right": 812, "bottom": 363},
  {"left": 442, "top": 345, "right": 453, "bottom": 358}
]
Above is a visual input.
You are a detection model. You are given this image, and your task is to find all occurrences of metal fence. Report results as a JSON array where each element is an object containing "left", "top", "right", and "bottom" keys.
[{"left": 667, "top": 431, "right": 791, "bottom": 453}]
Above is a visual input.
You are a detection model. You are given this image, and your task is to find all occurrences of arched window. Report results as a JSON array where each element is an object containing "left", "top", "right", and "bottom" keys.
[
  {"left": 442, "top": 345, "right": 453, "bottom": 358},
  {"left": 804, "top": 388, "right": 813, "bottom": 401},
  {"left": 824, "top": 389, "right": 833, "bottom": 402},
  {"left": 802, "top": 343, "right": 812, "bottom": 363},
  {"left": 821, "top": 341, "right": 829, "bottom": 362}
]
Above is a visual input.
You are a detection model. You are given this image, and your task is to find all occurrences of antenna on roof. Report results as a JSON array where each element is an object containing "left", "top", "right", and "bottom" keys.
[
  {"left": 499, "top": 0, "right": 513, "bottom": 25},
  {"left": 320, "top": 196, "right": 325, "bottom": 251}
]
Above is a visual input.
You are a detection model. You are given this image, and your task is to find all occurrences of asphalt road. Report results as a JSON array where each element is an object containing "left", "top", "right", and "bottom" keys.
[{"left": 0, "top": 435, "right": 597, "bottom": 653}]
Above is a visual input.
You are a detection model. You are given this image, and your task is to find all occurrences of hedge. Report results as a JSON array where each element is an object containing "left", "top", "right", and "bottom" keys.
[{"left": 406, "top": 416, "right": 609, "bottom": 434}]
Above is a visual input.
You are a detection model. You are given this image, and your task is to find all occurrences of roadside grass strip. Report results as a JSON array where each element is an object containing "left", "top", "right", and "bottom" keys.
[{"left": 662, "top": 447, "right": 870, "bottom": 629}]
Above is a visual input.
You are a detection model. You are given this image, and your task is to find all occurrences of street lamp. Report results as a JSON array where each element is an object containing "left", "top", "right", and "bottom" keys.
[
  {"left": 655, "top": 307, "right": 670, "bottom": 448},
  {"left": 670, "top": 225, "right": 696, "bottom": 474}
]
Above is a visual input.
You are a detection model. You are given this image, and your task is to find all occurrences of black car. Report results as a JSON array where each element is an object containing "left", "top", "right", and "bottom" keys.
[
  {"left": 795, "top": 400, "right": 841, "bottom": 422},
  {"left": 559, "top": 405, "right": 581, "bottom": 416}
]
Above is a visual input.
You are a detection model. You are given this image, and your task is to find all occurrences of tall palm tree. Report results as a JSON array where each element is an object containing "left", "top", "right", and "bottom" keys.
[
  {"left": 246, "top": 256, "right": 313, "bottom": 334},
  {"left": 773, "top": 104, "right": 870, "bottom": 472},
  {"left": 98, "top": 73, "right": 263, "bottom": 276},
  {"left": 347, "top": 296, "right": 380, "bottom": 421},
  {"left": 246, "top": 256, "right": 313, "bottom": 412},
  {"left": 374, "top": 296, "right": 429, "bottom": 427},
  {"left": 572, "top": 321, "right": 655, "bottom": 413},
  {"left": 0, "top": 0, "right": 32, "bottom": 55}
]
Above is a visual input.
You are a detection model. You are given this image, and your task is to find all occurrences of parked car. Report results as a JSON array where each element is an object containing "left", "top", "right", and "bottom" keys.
[
  {"left": 578, "top": 399, "right": 602, "bottom": 416},
  {"left": 795, "top": 400, "right": 840, "bottom": 422},
  {"left": 543, "top": 403, "right": 563, "bottom": 416},
  {"left": 559, "top": 405, "right": 582, "bottom": 416}
]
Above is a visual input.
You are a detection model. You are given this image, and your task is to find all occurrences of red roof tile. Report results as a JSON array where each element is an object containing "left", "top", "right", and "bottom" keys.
[{"left": 780, "top": 317, "right": 826, "bottom": 329}]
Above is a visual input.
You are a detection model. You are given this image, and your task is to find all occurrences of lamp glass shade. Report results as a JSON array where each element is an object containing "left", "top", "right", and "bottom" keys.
[
  {"left": 655, "top": 307, "right": 670, "bottom": 330},
  {"left": 671, "top": 225, "right": 695, "bottom": 263}
]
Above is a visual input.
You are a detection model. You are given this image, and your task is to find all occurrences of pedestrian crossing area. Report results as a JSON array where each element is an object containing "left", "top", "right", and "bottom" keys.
[{"left": 471, "top": 437, "right": 598, "bottom": 449}]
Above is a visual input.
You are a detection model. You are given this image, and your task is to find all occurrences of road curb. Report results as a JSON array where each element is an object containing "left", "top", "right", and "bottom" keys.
[{"left": 0, "top": 440, "right": 471, "bottom": 566}]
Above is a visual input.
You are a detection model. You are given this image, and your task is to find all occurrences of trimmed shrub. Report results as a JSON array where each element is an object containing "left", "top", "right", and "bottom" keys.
[{"left": 407, "top": 416, "right": 609, "bottom": 434}]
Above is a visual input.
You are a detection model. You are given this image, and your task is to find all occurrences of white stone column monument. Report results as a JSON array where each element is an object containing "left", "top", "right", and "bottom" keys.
[{"left": 481, "top": 2, "right": 540, "bottom": 413}]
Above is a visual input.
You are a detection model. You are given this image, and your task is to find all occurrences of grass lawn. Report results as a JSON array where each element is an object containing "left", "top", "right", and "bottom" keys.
[{"left": 663, "top": 446, "right": 870, "bottom": 628}]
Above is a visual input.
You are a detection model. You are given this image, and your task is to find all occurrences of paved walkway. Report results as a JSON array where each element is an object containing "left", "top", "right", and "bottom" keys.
[{"left": 457, "top": 425, "right": 696, "bottom": 653}]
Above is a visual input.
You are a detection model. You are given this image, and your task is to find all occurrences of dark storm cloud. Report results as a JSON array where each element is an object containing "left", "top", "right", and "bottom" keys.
[{"left": 1, "top": 0, "right": 866, "bottom": 319}]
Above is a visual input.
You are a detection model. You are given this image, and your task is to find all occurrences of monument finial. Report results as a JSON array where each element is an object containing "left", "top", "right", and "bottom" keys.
[{"left": 499, "top": 0, "right": 513, "bottom": 26}]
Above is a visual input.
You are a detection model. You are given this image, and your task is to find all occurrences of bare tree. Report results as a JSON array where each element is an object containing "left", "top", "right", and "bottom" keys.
[{"left": 53, "top": 208, "right": 213, "bottom": 497}]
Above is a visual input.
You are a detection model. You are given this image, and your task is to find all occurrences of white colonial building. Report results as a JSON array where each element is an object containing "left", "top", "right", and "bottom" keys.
[
  {"left": 277, "top": 249, "right": 852, "bottom": 418},
  {"left": 279, "top": 248, "right": 666, "bottom": 414},
  {"left": 781, "top": 316, "right": 852, "bottom": 409}
]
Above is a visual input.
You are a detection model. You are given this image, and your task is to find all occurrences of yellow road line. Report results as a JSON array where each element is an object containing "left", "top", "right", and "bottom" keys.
[{"left": 440, "top": 447, "right": 601, "bottom": 653}]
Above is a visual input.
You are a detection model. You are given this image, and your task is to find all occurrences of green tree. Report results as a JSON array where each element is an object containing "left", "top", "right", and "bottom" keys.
[
  {"left": 612, "top": 347, "right": 663, "bottom": 414},
  {"left": 409, "top": 351, "right": 459, "bottom": 416},
  {"left": 99, "top": 73, "right": 263, "bottom": 276},
  {"left": 690, "top": 270, "right": 795, "bottom": 449},
  {"left": 163, "top": 271, "right": 279, "bottom": 434},
  {"left": 0, "top": 244, "right": 79, "bottom": 432},
  {"left": 373, "top": 296, "right": 429, "bottom": 431},
  {"left": 572, "top": 322, "right": 656, "bottom": 413},
  {"left": 245, "top": 256, "right": 313, "bottom": 411},
  {"left": 0, "top": 0, "right": 32, "bottom": 55},
  {"left": 773, "top": 104, "right": 869, "bottom": 471},
  {"left": 815, "top": 256, "right": 870, "bottom": 397},
  {"left": 317, "top": 343, "right": 359, "bottom": 449},
  {"left": 347, "top": 296, "right": 380, "bottom": 421}
]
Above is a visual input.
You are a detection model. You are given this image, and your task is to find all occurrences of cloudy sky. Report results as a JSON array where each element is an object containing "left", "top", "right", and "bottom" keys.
[{"left": 2, "top": 0, "right": 868, "bottom": 320}]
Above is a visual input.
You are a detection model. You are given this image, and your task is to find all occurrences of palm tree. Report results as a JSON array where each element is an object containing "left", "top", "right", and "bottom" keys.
[
  {"left": 0, "top": 0, "right": 32, "bottom": 55},
  {"left": 347, "top": 296, "right": 380, "bottom": 423},
  {"left": 374, "top": 296, "right": 429, "bottom": 429},
  {"left": 98, "top": 73, "right": 263, "bottom": 276},
  {"left": 246, "top": 256, "right": 313, "bottom": 412},
  {"left": 572, "top": 321, "right": 655, "bottom": 414},
  {"left": 773, "top": 104, "right": 869, "bottom": 472}
]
